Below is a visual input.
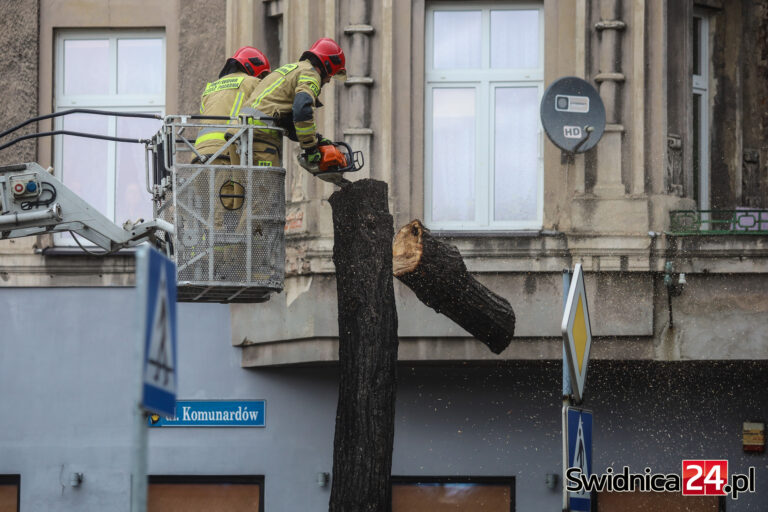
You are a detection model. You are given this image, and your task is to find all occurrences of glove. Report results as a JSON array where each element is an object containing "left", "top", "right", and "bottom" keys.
[
  {"left": 304, "top": 146, "right": 321, "bottom": 164},
  {"left": 297, "top": 148, "right": 320, "bottom": 174},
  {"left": 316, "top": 134, "right": 333, "bottom": 146}
]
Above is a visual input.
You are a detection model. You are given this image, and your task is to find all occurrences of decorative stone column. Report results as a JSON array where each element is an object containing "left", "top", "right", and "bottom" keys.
[
  {"left": 342, "top": 0, "right": 374, "bottom": 179},
  {"left": 225, "top": 0, "right": 255, "bottom": 58},
  {"left": 593, "top": 0, "right": 626, "bottom": 197}
]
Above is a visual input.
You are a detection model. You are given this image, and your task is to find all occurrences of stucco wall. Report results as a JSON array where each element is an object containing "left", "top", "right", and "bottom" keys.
[
  {"left": 233, "top": 271, "right": 654, "bottom": 342},
  {"left": 0, "top": 0, "right": 39, "bottom": 166},
  {"left": 177, "top": 0, "right": 227, "bottom": 117},
  {"left": 660, "top": 274, "right": 768, "bottom": 360}
]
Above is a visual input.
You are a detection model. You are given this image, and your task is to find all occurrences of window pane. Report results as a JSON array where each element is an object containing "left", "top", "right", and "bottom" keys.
[
  {"left": 393, "top": 482, "right": 512, "bottom": 512},
  {"left": 64, "top": 39, "right": 110, "bottom": 95},
  {"left": 116, "top": 116, "right": 162, "bottom": 224},
  {"left": 494, "top": 87, "right": 539, "bottom": 221},
  {"left": 491, "top": 10, "right": 540, "bottom": 69},
  {"left": 432, "top": 88, "right": 476, "bottom": 223},
  {"left": 61, "top": 114, "right": 110, "bottom": 215},
  {"left": 433, "top": 11, "right": 481, "bottom": 69},
  {"left": 693, "top": 17, "right": 701, "bottom": 76},
  {"left": 118, "top": 38, "right": 163, "bottom": 95}
]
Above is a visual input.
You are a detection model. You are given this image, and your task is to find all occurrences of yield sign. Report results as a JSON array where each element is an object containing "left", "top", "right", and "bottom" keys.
[
  {"left": 136, "top": 246, "right": 178, "bottom": 417},
  {"left": 561, "top": 263, "right": 592, "bottom": 402}
]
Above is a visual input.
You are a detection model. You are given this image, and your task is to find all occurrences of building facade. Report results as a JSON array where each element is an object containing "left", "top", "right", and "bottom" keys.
[{"left": 0, "top": 0, "right": 766, "bottom": 510}]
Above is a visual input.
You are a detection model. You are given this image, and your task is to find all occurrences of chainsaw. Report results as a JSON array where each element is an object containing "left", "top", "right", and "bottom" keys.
[{"left": 297, "top": 141, "right": 364, "bottom": 186}]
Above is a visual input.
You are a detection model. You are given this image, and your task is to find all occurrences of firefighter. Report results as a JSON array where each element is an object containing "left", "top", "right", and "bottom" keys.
[
  {"left": 195, "top": 46, "right": 271, "bottom": 167},
  {"left": 194, "top": 46, "right": 269, "bottom": 216},
  {"left": 239, "top": 37, "right": 347, "bottom": 172},
  {"left": 192, "top": 47, "right": 269, "bottom": 280}
]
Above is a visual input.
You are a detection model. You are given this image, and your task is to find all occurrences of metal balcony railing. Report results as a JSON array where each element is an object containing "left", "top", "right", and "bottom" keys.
[{"left": 669, "top": 209, "right": 768, "bottom": 235}]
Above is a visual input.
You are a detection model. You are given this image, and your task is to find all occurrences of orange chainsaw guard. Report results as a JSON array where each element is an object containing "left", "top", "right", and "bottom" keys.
[{"left": 318, "top": 145, "right": 348, "bottom": 172}]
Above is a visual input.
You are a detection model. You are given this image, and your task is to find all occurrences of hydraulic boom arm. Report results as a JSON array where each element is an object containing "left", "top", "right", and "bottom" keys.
[{"left": 0, "top": 162, "right": 173, "bottom": 253}]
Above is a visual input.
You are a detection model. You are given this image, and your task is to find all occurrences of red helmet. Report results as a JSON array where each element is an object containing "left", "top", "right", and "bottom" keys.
[
  {"left": 231, "top": 47, "right": 270, "bottom": 78},
  {"left": 302, "top": 38, "right": 346, "bottom": 80}
]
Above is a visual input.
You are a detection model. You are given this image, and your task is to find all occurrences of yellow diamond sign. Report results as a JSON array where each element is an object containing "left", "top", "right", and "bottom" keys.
[{"left": 561, "top": 264, "right": 592, "bottom": 402}]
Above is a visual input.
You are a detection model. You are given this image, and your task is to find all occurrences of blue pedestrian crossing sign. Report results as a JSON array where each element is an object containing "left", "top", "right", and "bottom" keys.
[
  {"left": 564, "top": 406, "right": 593, "bottom": 511},
  {"left": 136, "top": 246, "right": 178, "bottom": 417}
]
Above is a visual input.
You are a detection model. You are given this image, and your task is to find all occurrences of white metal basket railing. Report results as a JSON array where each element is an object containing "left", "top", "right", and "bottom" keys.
[{"left": 149, "top": 115, "right": 285, "bottom": 303}]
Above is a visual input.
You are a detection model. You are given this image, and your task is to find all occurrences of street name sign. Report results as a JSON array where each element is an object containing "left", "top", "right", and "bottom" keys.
[
  {"left": 561, "top": 263, "right": 592, "bottom": 403},
  {"left": 148, "top": 400, "right": 266, "bottom": 427},
  {"left": 137, "top": 245, "right": 178, "bottom": 417}
]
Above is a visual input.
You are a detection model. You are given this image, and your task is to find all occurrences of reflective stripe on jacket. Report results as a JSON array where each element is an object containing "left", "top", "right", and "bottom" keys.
[
  {"left": 241, "top": 60, "right": 323, "bottom": 150},
  {"left": 195, "top": 72, "right": 261, "bottom": 156}
]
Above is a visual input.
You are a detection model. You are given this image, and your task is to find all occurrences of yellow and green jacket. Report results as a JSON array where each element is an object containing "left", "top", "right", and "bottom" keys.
[
  {"left": 240, "top": 60, "right": 324, "bottom": 150},
  {"left": 195, "top": 71, "right": 261, "bottom": 156}
]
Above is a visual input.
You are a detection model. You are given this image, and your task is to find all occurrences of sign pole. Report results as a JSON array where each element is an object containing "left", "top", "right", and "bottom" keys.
[
  {"left": 131, "top": 247, "right": 150, "bottom": 512},
  {"left": 562, "top": 269, "right": 573, "bottom": 400},
  {"left": 130, "top": 406, "right": 148, "bottom": 512},
  {"left": 562, "top": 269, "right": 572, "bottom": 512},
  {"left": 131, "top": 245, "right": 177, "bottom": 512}
]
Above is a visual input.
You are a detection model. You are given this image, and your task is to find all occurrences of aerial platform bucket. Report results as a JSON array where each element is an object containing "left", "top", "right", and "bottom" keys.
[{"left": 152, "top": 116, "right": 285, "bottom": 303}]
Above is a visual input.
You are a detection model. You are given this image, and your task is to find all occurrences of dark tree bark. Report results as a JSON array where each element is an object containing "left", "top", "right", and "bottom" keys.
[
  {"left": 393, "top": 219, "right": 515, "bottom": 354},
  {"left": 328, "top": 179, "right": 399, "bottom": 512}
]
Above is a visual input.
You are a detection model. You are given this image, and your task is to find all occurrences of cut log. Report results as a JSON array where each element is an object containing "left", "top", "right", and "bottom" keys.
[
  {"left": 328, "top": 179, "right": 399, "bottom": 512},
  {"left": 393, "top": 219, "right": 515, "bottom": 354}
]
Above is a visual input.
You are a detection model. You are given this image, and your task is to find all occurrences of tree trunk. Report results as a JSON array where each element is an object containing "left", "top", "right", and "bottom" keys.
[
  {"left": 328, "top": 179, "right": 399, "bottom": 512},
  {"left": 393, "top": 219, "right": 515, "bottom": 354}
]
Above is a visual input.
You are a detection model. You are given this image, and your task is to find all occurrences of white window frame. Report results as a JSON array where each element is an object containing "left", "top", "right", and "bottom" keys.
[
  {"left": 692, "top": 10, "right": 709, "bottom": 211},
  {"left": 54, "top": 29, "right": 165, "bottom": 244},
  {"left": 425, "top": 2, "right": 544, "bottom": 231}
]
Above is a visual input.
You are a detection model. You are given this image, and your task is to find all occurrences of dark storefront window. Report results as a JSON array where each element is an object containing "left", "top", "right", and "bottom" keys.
[
  {"left": 392, "top": 476, "right": 514, "bottom": 511},
  {"left": 148, "top": 476, "right": 263, "bottom": 512},
  {"left": 0, "top": 476, "right": 19, "bottom": 512}
]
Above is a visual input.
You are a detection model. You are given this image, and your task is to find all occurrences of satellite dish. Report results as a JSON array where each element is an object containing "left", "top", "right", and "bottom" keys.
[{"left": 540, "top": 76, "right": 606, "bottom": 154}]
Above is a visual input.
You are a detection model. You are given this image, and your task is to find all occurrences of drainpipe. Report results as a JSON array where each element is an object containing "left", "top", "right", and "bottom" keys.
[
  {"left": 342, "top": 0, "right": 374, "bottom": 179},
  {"left": 593, "top": 0, "right": 626, "bottom": 197}
]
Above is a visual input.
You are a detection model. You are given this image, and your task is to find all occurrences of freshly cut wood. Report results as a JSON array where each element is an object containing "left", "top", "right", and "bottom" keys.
[
  {"left": 393, "top": 219, "right": 515, "bottom": 354},
  {"left": 328, "top": 179, "right": 398, "bottom": 512}
]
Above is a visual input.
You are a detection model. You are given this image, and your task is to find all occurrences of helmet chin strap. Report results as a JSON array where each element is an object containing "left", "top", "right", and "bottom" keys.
[{"left": 306, "top": 57, "right": 329, "bottom": 82}]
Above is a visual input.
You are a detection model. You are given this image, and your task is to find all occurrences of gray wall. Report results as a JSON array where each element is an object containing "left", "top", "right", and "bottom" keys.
[
  {"left": 0, "top": 288, "right": 766, "bottom": 510},
  {"left": 0, "top": 0, "right": 39, "bottom": 166},
  {"left": 396, "top": 362, "right": 768, "bottom": 510}
]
